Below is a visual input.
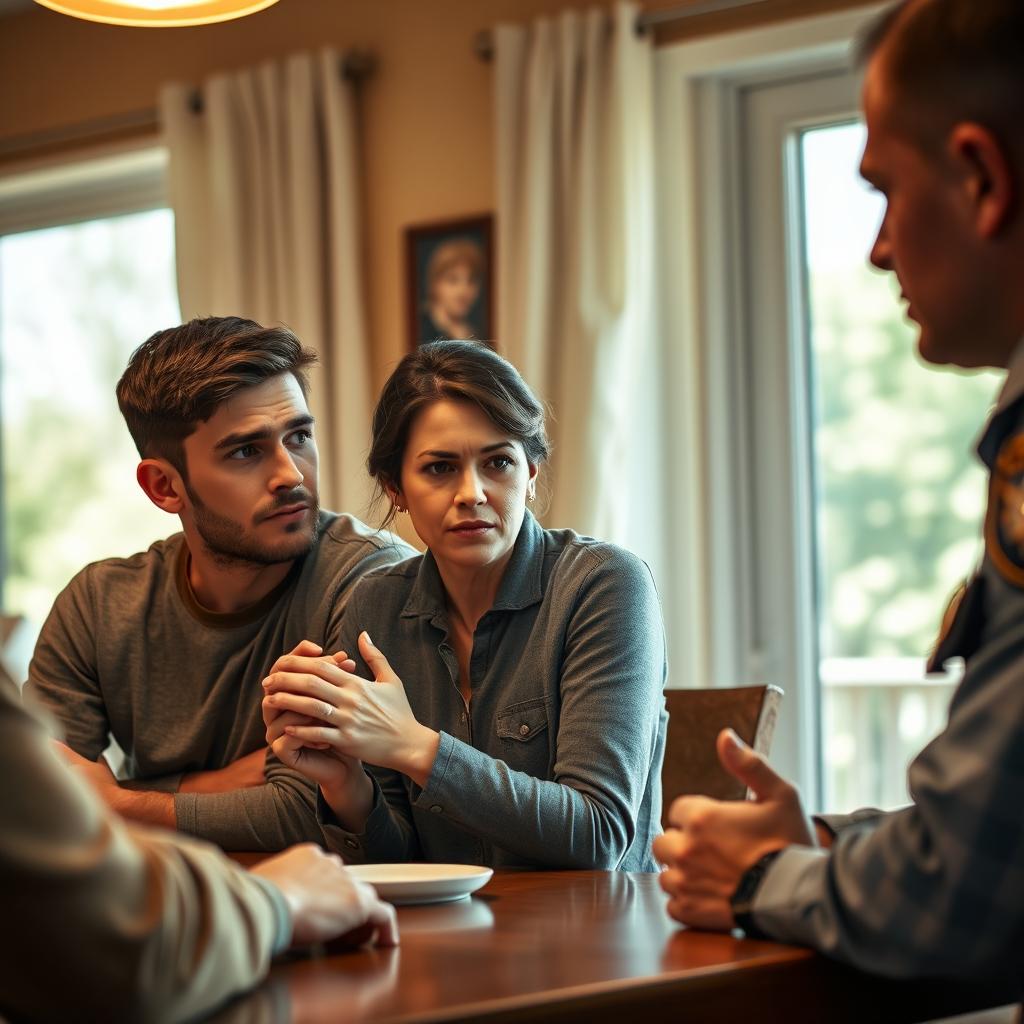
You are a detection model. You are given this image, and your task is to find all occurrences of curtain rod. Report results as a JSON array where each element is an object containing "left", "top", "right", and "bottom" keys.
[
  {"left": 473, "top": 0, "right": 770, "bottom": 60},
  {"left": 0, "top": 49, "right": 375, "bottom": 166}
]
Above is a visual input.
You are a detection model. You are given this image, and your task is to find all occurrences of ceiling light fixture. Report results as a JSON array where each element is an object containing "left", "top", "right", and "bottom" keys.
[{"left": 32, "top": 0, "right": 280, "bottom": 28}]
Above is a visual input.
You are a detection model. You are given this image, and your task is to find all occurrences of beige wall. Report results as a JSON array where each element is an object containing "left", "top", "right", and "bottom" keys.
[{"left": 0, "top": 0, "right": 874, "bottom": 384}]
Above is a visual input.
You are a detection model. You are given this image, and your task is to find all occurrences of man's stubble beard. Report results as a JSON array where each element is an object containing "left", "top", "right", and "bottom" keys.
[{"left": 186, "top": 485, "right": 321, "bottom": 568}]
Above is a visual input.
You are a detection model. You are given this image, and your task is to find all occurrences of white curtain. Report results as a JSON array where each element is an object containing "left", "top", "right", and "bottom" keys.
[
  {"left": 158, "top": 52, "right": 371, "bottom": 515},
  {"left": 494, "top": 3, "right": 666, "bottom": 574}
]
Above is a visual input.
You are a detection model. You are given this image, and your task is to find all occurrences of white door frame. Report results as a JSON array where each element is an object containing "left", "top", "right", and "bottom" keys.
[{"left": 654, "top": 5, "right": 883, "bottom": 806}]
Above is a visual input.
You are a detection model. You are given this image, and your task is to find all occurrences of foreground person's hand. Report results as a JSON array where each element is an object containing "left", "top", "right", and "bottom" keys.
[
  {"left": 250, "top": 844, "right": 399, "bottom": 948},
  {"left": 653, "top": 728, "right": 817, "bottom": 932}
]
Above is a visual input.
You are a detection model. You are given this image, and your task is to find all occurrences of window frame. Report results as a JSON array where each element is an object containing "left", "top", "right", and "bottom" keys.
[
  {"left": 654, "top": 5, "right": 884, "bottom": 808},
  {"left": 0, "top": 144, "right": 168, "bottom": 236},
  {"left": 0, "top": 143, "right": 172, "bottom": 620}
]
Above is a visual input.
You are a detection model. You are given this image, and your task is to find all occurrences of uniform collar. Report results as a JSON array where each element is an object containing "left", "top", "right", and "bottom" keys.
[
  {"left": 976, "top": 336, "right": 1024, "bottom": 469},
  {"left": 401, "top": 510, "right": 546, "bottom": 620}
]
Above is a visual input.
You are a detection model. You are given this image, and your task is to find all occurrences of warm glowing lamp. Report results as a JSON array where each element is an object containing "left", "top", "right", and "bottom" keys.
[{"left": 32, "top": 0, "right": 280, "bottom": 27}]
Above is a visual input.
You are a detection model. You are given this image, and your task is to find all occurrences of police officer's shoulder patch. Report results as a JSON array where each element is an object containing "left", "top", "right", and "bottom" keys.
[{"left": 986, "top": 430, "right": 1024, "bottom": 587}]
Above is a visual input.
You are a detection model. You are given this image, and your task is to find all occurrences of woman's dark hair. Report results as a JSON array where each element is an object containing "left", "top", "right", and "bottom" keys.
[{"left": 368, "top": 340, "right": 550, "bottom": 529}]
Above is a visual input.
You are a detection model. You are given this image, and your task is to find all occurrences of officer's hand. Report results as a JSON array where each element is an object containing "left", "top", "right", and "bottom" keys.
[{"left": 652, "top": 729, "right": 816, "bottom": 932}]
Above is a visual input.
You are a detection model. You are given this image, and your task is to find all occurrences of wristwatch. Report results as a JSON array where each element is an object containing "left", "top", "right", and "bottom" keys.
[{"left": 730, "top": 849, "right": 783, "bottom": 939}]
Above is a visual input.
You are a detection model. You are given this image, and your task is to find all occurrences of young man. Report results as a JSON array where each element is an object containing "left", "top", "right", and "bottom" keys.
[
  {"left": 24, "top": 316, "right": 412, "bottom": 850},
  {"left": 656, "top": 0, "right": 1024, "bottom": 995},
  {"left": 2, "top": 662, "right": 397, "bottom": 1023}
]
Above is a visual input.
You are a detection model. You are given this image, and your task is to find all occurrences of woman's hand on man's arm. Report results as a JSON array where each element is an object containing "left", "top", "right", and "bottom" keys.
[{"left": 262, "top": 632, "right": 441, "bottom": 790}]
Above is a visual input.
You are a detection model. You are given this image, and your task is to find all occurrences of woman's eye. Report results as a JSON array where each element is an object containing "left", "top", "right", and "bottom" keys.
[
  {"left": 489, "top": 455, "right": 514, "bottom": 471},
  {"left": 424, "top": 461, "right": 453, "bottom": 476}
]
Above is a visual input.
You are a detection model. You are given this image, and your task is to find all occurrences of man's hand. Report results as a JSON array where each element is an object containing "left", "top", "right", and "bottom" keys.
[
  {"left": 250, "top": 844, "right": 399, "bottom": 948},
  {"left": 261, "top": 639, "right": 374, "bottom": 829},
  {"left": 262, "top": 640, "right": 352, "bottom": 731},
  {"left": 652, "top": 728, "right": 817, "bottom": 932},
  {"left": 180, "top": 748, "right": 268, "bottom": 794},
  {"left": 54, "top": 741, "right": 118, "bottom": 794},
  {"left": 262, "top": 632, "right": 440, "bottom": 786}
]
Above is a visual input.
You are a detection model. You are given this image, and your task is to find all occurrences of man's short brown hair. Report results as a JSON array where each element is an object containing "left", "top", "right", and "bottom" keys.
[
  {"left": 857, "top": 0, "right": 1024, "bottom": 148},
  {"left": 116, "top": 316, "right": 318, "bottom": 476}
]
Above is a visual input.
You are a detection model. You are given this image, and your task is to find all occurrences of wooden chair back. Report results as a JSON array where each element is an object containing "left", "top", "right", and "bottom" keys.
[{"left": 661, "top": 684, "right": 783, "bottom": 826}]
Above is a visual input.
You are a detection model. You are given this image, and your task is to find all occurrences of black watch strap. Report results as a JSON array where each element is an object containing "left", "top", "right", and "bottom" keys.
[{"left": 730, "top": 849, "right": 783, "bottom": 939}]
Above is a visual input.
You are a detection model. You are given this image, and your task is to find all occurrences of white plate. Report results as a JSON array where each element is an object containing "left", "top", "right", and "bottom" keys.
[{"left": 347, "top": 863, "right": 493, "bottom": 905}]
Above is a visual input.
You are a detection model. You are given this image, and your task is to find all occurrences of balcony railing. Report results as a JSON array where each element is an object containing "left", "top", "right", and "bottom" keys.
[{"left": 820, "top": 657, "right": 962, "bottom": 812}]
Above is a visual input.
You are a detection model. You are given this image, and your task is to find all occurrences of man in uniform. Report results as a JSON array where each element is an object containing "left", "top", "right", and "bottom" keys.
[
  {"left": 24, "top": 315, "right": 413, "bottom": 850},
  {"left": 655, "top": 0, "right": 1024, "bottom": 995}
]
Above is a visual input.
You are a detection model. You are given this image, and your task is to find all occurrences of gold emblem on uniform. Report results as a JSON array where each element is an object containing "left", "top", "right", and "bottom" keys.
[{"left": 986, "top": 433, "right": 1024, "bottom": 586}]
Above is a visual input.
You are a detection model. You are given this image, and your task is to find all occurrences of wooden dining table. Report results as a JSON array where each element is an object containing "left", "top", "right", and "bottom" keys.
[{"left": 208, "top": 868, "right": 1013, "bottom": 1024}]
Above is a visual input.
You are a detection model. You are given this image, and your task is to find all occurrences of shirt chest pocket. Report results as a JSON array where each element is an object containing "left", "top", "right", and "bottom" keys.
[{"left": 495, "top": 697, "right": 553, "bottom": 776}]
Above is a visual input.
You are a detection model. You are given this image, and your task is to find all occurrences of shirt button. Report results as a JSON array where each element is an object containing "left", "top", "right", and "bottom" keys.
[
  {"left": 519, "top": 723, "right": 530, "bottom": 736},
  {"left": 460, "top": 711, "right": 468, "bottom": 724},
  {"left": 344, "top": 838, "right": 359, "bottom": 849},
  {"left": 430, "top": 804, "right": 443, "bottom": 814}
]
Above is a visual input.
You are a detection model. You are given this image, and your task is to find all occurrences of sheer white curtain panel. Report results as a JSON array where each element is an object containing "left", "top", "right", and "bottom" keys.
[
  {"left": 159, "top": 51, "right": 371, "bottom": 514},
  {"left": 494, "top": 3, "right": 668, "bottom": 584}
]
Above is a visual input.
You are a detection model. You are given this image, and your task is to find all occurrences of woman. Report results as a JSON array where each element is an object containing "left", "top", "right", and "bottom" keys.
[{"left": 262, "top": 341, "right": 666, "bottom": 870}]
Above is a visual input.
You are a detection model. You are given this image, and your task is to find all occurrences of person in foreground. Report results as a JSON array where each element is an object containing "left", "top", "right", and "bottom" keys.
[
  {"left": 3, "top": 665, "right": 397, "bottom": 1023},
  {"left": 262, "top": 340, "right": 667, "bottom": 869},
  {"left": 655, "top": 0, "right": 1024, "bottom": 994},
  {"left": 24, "top": 316, "right": 412, "bottom": 850}
]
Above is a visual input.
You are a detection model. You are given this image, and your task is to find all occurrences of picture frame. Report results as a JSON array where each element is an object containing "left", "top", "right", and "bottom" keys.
[{"left": 405, "top": 214, "right": 494, "bottom": 350}]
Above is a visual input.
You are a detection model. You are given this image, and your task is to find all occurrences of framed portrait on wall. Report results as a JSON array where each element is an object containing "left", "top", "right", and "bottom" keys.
[{"left": 405, "top": 215, "right": 494, "bottom": 349}]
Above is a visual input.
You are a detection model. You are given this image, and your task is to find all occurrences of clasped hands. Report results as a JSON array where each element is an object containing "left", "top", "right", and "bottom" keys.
[
  {"left": 261, "top": 632, "right": 441, "bottom": 816},
  {"left": 653, "top": 728, "right": 823, "bottom": 933}
]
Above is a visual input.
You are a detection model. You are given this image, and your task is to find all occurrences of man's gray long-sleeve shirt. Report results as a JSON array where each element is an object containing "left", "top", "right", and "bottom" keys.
[
  {"left": 25, "top": 511, "right": 413, "bottom": 851},
  {"left": 320, "top": 512, "right": 668, "bottom": 871}
]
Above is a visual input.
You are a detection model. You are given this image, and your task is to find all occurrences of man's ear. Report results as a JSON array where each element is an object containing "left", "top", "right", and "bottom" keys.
[
  {"left": 137, "top": 459, "right": 186, "bottom": 515},
  {"left": 949, "top": 122, "right": 1015, "bottom": 239}
]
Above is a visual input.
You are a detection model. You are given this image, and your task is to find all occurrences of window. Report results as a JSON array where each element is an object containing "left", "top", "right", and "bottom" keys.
[
  {"left": 656, "top": 8, "right": 999, "bottom": 812},
  {"left": 0, "top": 149, "right": 179, "bottom": 667},
  {"left": 800, "top": 121, "right": 998, "bottom": 810}
]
